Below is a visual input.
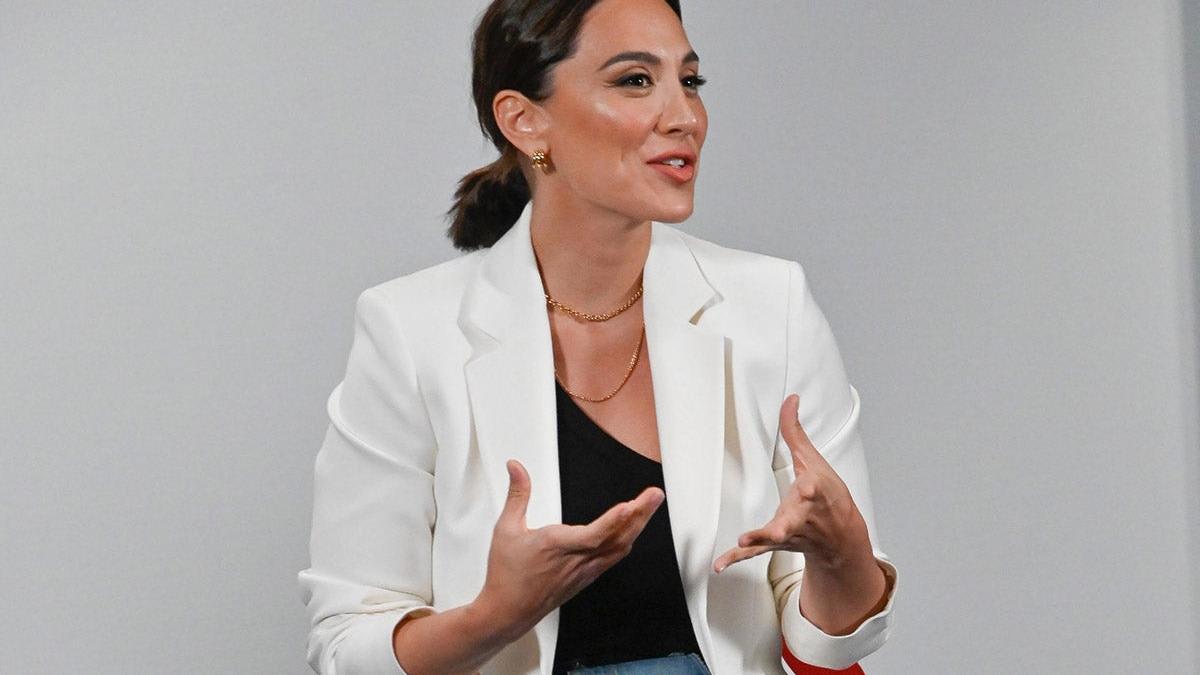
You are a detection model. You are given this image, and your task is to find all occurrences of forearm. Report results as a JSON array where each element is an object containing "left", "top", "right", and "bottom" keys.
[
  {"left": 798, "top": 548, "right": 890, "bottom": 636},
  {"left": 392, "top": 600, "right": 519, "bottom": 675}
]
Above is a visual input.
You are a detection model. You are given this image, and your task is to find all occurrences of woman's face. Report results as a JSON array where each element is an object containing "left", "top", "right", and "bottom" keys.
[{"left": 537, "top": 0, "right": 707, "bottom": 224}]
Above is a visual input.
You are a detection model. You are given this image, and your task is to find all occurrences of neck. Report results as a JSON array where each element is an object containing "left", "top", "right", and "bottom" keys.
[{"left": 529, "top": 192, "right": 650, "bottom": 314}]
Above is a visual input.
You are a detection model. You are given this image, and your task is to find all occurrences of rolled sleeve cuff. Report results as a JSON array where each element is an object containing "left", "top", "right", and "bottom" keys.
[
  {"left": 332, "top": 606, "right": 436, "bottom": 675},
  {"left": 780, "top": 557, "right": 898, "bottom": 671}
]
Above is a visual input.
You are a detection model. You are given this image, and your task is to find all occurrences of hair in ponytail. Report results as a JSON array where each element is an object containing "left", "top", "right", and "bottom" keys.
[
  {"left": 444, "top": 0, "right": 683, "bottom": 251},
  {"left": 446, "top": 150, "right": 530, "bottom": 251}
]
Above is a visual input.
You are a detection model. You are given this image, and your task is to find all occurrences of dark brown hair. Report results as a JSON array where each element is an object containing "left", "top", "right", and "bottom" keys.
[{"left": 445, "top": 0, "right": 684, "bottom": 251}]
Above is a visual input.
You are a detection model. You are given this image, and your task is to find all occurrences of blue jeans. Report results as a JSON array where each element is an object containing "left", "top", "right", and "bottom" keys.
[{"left": 566, "top": 652, "right": 711, "bottom": 675}]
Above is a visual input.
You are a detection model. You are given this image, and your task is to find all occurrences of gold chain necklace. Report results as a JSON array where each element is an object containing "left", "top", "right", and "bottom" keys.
[
  {"left": 545, "top": 283, "right": 645, "bottom": 402},
  {"left": 544, "top": 284, "right": 643, "bottom": 321},
  {"left": 554, "top": 324, "right": 644, "bottom": 402}
]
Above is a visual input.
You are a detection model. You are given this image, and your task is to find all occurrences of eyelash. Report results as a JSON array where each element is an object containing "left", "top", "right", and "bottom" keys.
[{"left": 618, "top": 73, "right": 708, "bottom": 90}]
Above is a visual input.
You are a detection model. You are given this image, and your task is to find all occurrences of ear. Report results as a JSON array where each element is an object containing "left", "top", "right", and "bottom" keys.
[{"left": 493, "top": 89, "right": 550, "bottom": 157}]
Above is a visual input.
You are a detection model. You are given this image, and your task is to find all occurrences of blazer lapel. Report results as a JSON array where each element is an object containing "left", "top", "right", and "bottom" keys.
[
  {"left": 641, "top": 213, "right": 727, "bottom": 669},
  {"left": 458, "top": 200, "right": 727, "bottom": 672}
]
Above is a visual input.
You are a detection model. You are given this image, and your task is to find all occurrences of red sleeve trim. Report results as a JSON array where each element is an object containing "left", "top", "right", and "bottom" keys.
[{"left": 781, "top": 638, "right": 865, "bottom": 674}]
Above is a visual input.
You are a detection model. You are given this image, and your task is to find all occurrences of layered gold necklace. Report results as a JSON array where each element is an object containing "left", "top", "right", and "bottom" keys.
[{"left": 545, "top": 282, "right": 644, "bottom": 402}]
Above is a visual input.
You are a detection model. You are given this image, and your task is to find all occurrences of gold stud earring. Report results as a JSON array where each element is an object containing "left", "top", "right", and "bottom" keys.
[{"left": 531, "top": 149, "right": 550, "bottom": 173}]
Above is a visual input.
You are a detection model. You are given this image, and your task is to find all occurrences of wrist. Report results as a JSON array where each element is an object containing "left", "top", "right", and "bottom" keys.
[
  {"left": 805, "top": 519, "right": 875, "bottom": 574},
  {"left": 465, "top": 592, "right": 527, "bottom": 647},
  {"left": 804, "top": 549, "right": 883, "bottom": 596},
  {"left": 798, "top": 552, "right": 889, "bottom": 636}
]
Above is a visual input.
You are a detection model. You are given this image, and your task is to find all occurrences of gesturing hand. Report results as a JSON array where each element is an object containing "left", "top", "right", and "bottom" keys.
[
  {"left": 475, "top": 459, "right": 665, "bottom": 640},
  {"left": 713, "top": 393, "right": 871, "bottom": 574}
]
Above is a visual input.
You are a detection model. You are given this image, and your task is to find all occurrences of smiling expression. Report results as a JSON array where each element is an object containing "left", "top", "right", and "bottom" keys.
[{"left": 532, "top": 0, "right": 708, "bottom": 223}]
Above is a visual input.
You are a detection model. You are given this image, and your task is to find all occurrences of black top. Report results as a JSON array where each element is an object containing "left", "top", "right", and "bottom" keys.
[{"left": 551, "top": 379, "right": 704, "bottom": 674}]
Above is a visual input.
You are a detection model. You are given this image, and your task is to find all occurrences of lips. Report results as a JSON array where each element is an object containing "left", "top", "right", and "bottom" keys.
[
  {"left": 646, "top": 150, "right": 698, "bottom": 183},
  {"left": 648, "top": 161, "right": 695, "bottom": 183}
]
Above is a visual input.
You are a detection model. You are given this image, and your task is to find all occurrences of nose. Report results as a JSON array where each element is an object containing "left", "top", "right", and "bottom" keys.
[{"left": 656, "top": 78, "right": 701, "bottom": 136}]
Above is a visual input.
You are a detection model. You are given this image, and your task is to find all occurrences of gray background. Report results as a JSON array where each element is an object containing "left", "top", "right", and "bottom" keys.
[{"left": 2, "top": 1, "right": 1197, "bottom": 673}]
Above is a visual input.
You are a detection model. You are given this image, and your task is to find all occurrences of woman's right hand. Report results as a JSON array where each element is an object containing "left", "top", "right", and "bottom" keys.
[{"left": 473, "top": 458, "right": 665, "bottom": 640}]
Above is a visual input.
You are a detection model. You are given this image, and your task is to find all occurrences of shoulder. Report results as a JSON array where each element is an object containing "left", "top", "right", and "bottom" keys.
[
  {"left": 352, "top": 249, "right": 483, "bottom": 328},
  {"left": 665, "top": 223, "right": 807, "bottom": 317},
  {"left": 365, "top": 249, "right": 485, "bottom": 306},
  {"left": 346, "top": 250, "right": 486, "bottom": 354},
  {"left": 671, "top": 224, "right": 803, "bottom": 286}
]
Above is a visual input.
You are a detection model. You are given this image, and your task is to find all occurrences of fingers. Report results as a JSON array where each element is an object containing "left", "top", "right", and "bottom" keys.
[
  {"left": 713, "top": 543, "right": 776, "bottom": 573},
  {"left": 564, "top": 486, "right": 665, "bottom": 553},
  {"left": 713, "top": 519, "right": 819, "bottom": 573},
  {"left": 498, "top": 459, "right": 531, "bottom": 529},
  {"left": 746, "top": 495, "right": 814, "bottom": 542},
  {"left": 738, "top": 524, "right": 788, "bottom": 548},
  {"left": 596, "top": 486, "right": 664, "bottom": 536},
  {"left": 780, "top": 393, "right": 819, "bottom": 476},
  {"left": 739, "top": 527, "right": 814, "bottom": 550}
]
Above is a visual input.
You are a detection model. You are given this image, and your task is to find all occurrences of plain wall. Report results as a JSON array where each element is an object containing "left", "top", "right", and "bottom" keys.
[
  {"left": 2, "top": 2, "right": 1196, "bottom": 673},
  {"left": 1179, "top": 0, "right": 1200, "bottom": 657}
]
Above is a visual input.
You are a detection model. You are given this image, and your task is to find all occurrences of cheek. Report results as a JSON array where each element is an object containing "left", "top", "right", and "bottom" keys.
[
  {"left": 582, "top": 100, "right": 657, "bottom": 152},
  {"left": 553, "top": 104, "right": 656, "bottom": 192}
]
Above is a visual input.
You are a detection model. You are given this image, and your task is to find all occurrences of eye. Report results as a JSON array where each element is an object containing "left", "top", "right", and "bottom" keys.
[
  {"left": 616, "top": 73, "right": 709, "bottom": 91},
  {"left": 618, "top": 73, "right": 653, "bottom": 88}
]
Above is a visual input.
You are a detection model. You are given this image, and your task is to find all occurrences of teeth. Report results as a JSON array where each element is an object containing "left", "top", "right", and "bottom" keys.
[{"left": 660, "top": 158, "right": 686, "bottom": 167}]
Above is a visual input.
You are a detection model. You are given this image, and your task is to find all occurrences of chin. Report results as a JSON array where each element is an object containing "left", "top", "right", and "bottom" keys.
[{"left": 652, "top": 200, "right": 695, "bottom": 224}]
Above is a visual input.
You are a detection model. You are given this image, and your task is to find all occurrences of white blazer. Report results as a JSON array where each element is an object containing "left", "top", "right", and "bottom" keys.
[{"left": 298, "top": 200, "right": 898, "bottom": 675}]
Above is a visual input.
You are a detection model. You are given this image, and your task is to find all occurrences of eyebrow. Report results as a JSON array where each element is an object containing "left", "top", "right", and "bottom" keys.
[{"left": 596, "top": 49, "right": 700, "bottom": 71}]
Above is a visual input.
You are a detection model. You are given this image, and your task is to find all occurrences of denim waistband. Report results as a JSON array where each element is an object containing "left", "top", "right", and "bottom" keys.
[{"left": 565, "top": 652, "right": 711, "bottom": 675}]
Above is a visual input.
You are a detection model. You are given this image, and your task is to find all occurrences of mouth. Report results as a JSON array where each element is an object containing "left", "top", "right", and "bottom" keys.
[{"left": 646, "top": 153, "right": 697, "bottom": 184}]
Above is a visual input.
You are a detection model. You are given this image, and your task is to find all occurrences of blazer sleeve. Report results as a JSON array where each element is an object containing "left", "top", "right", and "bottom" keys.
[
  {"left": 766, "top": 260, "right": 899, "bottom": 671},
  {"left": 297, "top": 287, "right": 439, "bottom": 675}
]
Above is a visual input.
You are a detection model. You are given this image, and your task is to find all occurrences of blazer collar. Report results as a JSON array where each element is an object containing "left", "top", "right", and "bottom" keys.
[
  {"left": 457, "top": 199, "right": 727, "bottom": 672},
  {"left": 460, "top": 199, "right": 720, "bottom": 343}
]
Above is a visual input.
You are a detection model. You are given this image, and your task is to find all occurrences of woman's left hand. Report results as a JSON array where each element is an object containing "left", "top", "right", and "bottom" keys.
[{"left": 713, "top": 393, "right": 873, "bottom": 574}]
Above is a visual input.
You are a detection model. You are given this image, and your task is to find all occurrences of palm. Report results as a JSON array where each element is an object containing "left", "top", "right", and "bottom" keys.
[{"left": 713, "top": 393, "right": 866, "bottom": 573}]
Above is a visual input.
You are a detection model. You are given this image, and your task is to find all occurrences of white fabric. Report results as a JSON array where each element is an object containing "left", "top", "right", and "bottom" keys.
[{"left": 298, "top": 201, "right": 897, "bottom": 673}]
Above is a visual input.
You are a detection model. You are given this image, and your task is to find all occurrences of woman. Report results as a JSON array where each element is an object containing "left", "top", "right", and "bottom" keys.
[{"left": 298, "top": 0, "right": 898, "bottom": 673}]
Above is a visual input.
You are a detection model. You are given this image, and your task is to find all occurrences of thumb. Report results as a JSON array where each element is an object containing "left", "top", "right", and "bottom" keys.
[
  {"left": 780, "top": 393, "right": 816, "bottom": 471},
  {"left": 500, "top": 459, "right": 531, "bottom": 528}
]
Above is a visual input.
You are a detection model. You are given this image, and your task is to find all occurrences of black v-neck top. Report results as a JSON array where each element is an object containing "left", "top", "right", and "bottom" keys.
[{"left": 550, "top": 379, "right": 704, "bottom": 674}]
